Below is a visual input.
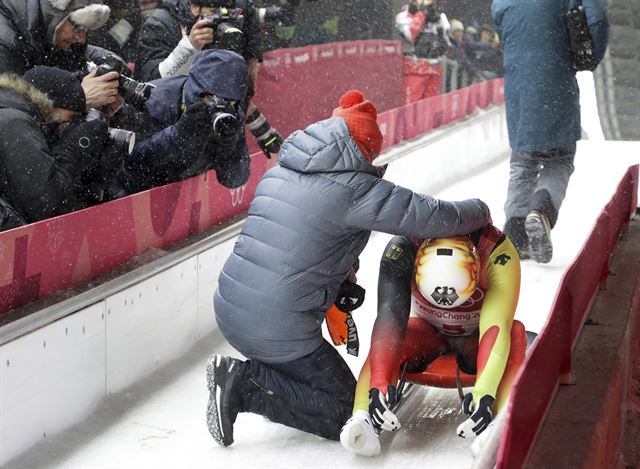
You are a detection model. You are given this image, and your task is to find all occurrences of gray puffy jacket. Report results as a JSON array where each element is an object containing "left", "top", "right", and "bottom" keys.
[{"left": 214, "top": 117, "right": 489, "bottom": 363}]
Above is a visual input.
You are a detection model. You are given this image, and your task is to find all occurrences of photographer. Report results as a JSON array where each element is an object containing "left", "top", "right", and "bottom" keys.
[
  {"left": 112, "top": 49, "right": 251, "bottom": 193},
  {"left": 0, "top": 0, "right": 123, "bottom": 109},
  {"left": 136, "top": 0, "right": 283, "bottom": 157},
  {"left": 493, "top": 0, "right": 609, "bottom": 263},
  {"left": 136, "top": 0, "right": 261, "bottom": 85},
  {"left": 0, "top": 67, "right": 112, "bottom": 226}
]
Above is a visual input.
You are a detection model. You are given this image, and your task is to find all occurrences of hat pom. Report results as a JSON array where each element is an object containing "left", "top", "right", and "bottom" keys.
[{"left": 339, "top": 90, "right": 365, "bottom": 109}]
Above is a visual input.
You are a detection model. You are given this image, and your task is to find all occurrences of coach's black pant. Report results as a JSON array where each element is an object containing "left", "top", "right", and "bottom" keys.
[{"left": 240, "top": 340, "right": 356, "bottom": 440}]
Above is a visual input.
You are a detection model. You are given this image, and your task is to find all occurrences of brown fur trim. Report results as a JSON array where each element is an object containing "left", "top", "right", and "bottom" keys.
[{"left": 0, "top": 74, "right": 54, "bottom": 121}]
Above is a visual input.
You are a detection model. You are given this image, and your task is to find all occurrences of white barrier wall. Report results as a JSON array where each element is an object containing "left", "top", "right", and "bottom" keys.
[
  {"left": 0, "top": 241, "right": 236, "bottom": 465},
  {"left": 380, "top": 106, "right": 509, "bottom": 196},
  {"left": 0, "top": 106, "right": 507, "bottom": 466},
  {"left": 0, "top": 302, "right": 106, "bottom": 464}
]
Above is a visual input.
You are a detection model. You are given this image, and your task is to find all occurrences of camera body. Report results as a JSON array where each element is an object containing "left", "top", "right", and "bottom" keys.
[
  {"left": 86, "top": 108, "right": 136, "bottom": 155},
  {"left": 94, "top": 56, "right": 156, "bottom": 110},
  {"left": 205, "top": 96, "right": 240, "bottom": 140},
  {"left": 200, "top": 8, "right": 245, "bottom": 55},
  {"left": 565, "top": 5, "right": 595, "bottom": 71}
]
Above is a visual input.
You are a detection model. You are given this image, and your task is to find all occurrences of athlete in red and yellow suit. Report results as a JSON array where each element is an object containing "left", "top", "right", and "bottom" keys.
[{"left": 352, "top": 224, "right": 525, "bottom": 430}]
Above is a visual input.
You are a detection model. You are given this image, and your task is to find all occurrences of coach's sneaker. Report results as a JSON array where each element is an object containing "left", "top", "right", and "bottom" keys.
[
  {"left": 525, "top": 211, "right": 553, "bottom": 264},
  {"left": 340, "top": 410, "right": 381, "bottom": 457},
  {"left": 206, "top": 354, "right": 245, "bottom": 447}
]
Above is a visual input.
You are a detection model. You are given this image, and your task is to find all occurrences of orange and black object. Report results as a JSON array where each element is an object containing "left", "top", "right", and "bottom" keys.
[{"left": 326, "top": 305, "right": 360, "bottom": 356}]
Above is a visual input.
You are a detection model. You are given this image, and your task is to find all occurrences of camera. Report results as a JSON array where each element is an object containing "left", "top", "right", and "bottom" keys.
[
  {"left": 565, "top": 4, "right": 595, "bottom": 71},
  {"left": 205, "top": 96, "right": 239, "bottom": 140},
  {"left": 86, "top": 108, "right": 137, "bottom": 155},
  {"left": 94, "top": 56, "right": 156, "bottom": 110},
  {"left": 200, "top": 8, "right": 245, "bottom": 55}
]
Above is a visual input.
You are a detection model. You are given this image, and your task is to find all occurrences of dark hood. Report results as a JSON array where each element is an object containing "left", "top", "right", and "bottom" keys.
[
  {"left": 144, "top": 75, "right": 187, "bottom": 125},
  {"left": 183, "top": 50, "right": 248, "bottom": 105}
]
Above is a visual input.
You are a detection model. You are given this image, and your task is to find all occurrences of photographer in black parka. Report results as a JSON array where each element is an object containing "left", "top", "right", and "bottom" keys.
[{"left": 0, "top": 67, "right": 111, "bottom": 230}]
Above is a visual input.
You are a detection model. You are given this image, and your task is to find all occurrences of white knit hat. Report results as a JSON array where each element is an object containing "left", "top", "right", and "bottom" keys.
[{"left": 68, "top": 4, "right": 110, "bottom": 30}]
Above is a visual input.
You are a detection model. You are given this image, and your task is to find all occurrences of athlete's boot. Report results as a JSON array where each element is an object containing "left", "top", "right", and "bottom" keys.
[{"left": 340, "top": 410, "right": 381, "bottom": 457}]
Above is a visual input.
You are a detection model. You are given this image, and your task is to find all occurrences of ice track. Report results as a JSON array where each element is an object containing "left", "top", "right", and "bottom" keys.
[{"left": 5, "top": 74, "right": 640, "bottom": 469}]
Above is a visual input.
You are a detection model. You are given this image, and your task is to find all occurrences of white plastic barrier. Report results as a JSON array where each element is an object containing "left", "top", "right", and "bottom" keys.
[
  {"left": 0, "top": 106, "right": 507, "bottom": 466},
  {"left": 0, "top": 240, "right": 236, "bottom": 465}
]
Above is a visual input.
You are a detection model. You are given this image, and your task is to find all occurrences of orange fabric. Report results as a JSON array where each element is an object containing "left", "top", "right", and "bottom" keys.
[
  {"left": 326, "top": 305, "right": 349, "bottom": 345},
  {"left": 332, "top": 90, "right": 383, "bottom": 162}
]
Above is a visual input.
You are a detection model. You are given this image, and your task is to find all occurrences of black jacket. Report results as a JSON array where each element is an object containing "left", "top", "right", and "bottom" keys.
[
  {"left": 0, "top": 194, "right": 25, "bottom": 232},
  {"left": 0, "top": 74, "right": 88, "bottom": 224},
  {"left": 135, "top": 0, "right": 262, "bottom": 81}
]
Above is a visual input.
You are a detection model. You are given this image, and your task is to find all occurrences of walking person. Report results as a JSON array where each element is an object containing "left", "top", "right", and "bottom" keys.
[{"left": 492, "top": 0, "right": 609, "bottom": 263}]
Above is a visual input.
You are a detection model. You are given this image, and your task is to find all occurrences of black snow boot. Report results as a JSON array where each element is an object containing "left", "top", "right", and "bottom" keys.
[
  {"left": 206, "top": 354, "right": 247, "bottom": 447},
  {"left": 525, "top": 210, "right": 553, "bottom": 264},
  {"left": 503, "top": 217, "right": 530, "bottom": 260}
]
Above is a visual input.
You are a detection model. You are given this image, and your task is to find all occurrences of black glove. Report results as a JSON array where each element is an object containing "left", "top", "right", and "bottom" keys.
[
  {"left": 369, "top": 385, "right": 401, "bottom": 432},
  {"left": 456, "top": 393, "right": 495, "bottom": 438},
  {"left": 335, "top": 280, "right": 366, "bottom": 312},
  {"left": 52, "top": 119, "right": 110, "bottom": 182},
  {"left": 257, "top": 128, "right": 283, "bottom": 159},
  {"left": 175, "top": 101, "right": 212, "bottom": 137}
]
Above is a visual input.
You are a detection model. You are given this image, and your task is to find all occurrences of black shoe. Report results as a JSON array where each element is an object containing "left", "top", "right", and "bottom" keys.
[
  {"left": 525, "top": 211, "right": 553, "bottom": 264},
  {"left": 504, "top": 217, "right": 530, "bottom": 260},
  {"left": 206, "top": 354, "right": 244, "bottom": 447}
]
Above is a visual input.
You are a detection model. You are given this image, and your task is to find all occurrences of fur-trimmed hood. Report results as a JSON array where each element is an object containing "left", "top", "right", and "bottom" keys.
[{"left": 0, "top": 73, "right": 54, "bottom": 122}]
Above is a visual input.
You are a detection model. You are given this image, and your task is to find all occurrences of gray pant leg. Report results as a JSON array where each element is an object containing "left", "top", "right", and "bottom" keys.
[
  {"left": 504, "top": 151, "right": 540, "bottom": 220},
  {"left": 534, "top": 144, "right": 576, "bottom": 219}
]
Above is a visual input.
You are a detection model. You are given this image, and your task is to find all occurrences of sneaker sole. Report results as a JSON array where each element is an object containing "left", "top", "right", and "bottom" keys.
[
  {"left": 525, "top": 215, "right": 553, "bottom": 264},
  {"left": 206, "top": 355, "right": 228, "bottom": 447}
]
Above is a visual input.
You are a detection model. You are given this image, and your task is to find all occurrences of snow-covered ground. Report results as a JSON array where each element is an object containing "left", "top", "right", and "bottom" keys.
[{"left": 5, "top": 76, "right": 639, "bottom": 469}]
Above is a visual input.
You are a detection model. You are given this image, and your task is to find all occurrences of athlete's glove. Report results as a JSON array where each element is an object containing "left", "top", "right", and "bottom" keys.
[
  {"left": 335, "top": 280, "right": 366, "bottom": 312},
  {"left": 456, "top": 393, "right": 495, "bottom": 438},
  {"left": 369, "top": 385, "right": 401, "bottom": 432}
]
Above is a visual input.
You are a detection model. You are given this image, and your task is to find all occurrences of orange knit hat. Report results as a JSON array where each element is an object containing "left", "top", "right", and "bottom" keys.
[{"left": 332, "top": 90, "right": 383, "bottom": 162}]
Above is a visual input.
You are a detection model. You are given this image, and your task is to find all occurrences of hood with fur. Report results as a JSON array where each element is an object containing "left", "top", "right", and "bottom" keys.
[{"left": 0, "top": 73, "right": 54, "bottom": 122}]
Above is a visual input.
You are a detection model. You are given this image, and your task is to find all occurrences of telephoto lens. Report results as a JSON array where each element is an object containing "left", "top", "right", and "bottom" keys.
[
  {"left": 118, "top": 75, "right": 155, "bottom": 111},
  {"left": 86, "top": 108, "right": 137, "bottom": 155},
  {"left": 107, "top": 128, "right": 136, "bottom": 155}
]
